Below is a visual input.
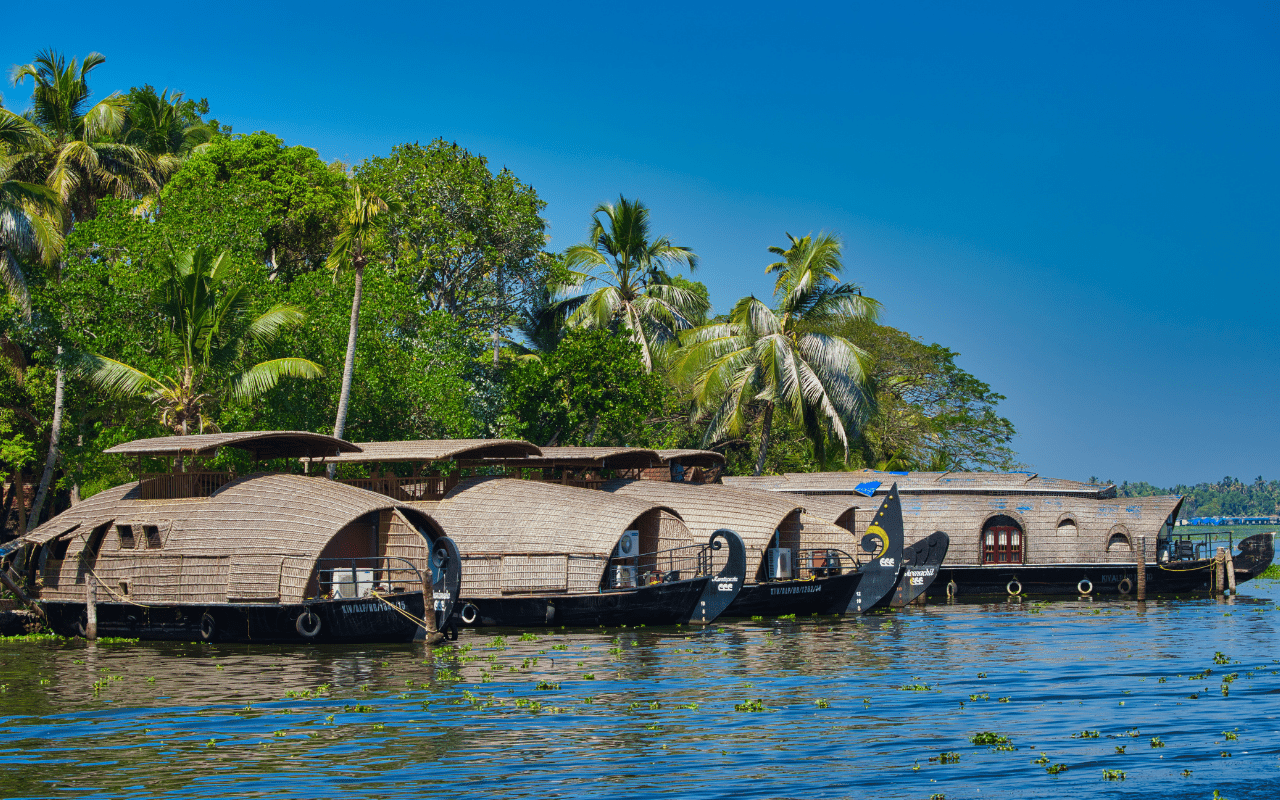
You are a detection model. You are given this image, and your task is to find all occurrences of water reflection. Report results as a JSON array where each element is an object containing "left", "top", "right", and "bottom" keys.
[{"left": 1, "top": 584, "right": 1278, "bottom": 798}]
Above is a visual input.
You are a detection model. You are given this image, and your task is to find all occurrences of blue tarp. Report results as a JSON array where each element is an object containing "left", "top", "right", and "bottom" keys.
[{"left": 855, "top": 481, "right": 882, "bottom": 496}]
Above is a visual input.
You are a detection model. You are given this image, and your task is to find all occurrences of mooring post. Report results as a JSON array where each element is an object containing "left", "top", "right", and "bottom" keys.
[
  {"left": 1215, "top": 547, "right": 1227, "bottom": 596},
  {"left": 1225, "top": 548, "right": 1237, "bottom": 595},
  {"left": 85, "top": 574, "right": 98, "bottom": 640},
  {"left": 1136, "top": 535, "right": 1147, "bottom": 601}
]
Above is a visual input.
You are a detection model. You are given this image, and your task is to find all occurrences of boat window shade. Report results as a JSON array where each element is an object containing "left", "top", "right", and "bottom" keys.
[
  {"left": 117, "top": 524, "right": 136, "bottom": 550},
  {"left": 143, "top": 525, "right": 163, "bottom": 549}
]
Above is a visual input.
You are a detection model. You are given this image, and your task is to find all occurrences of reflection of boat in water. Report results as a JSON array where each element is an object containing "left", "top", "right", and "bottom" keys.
[
  {"left": 1, "top": 432, "right": 461, "bottom": 643},
  {"left": 601, "top": 481, "right": 905, "bottom": 617},
  {"left": 723, "top": 470, "right": 1276, "bottom": 598},
  {"left": 429, "top": 478, "right": 747, "bottom": 628}
]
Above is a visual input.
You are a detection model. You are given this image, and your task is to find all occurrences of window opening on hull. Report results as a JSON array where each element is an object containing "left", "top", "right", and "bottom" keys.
[{"left": 981, "top": 515, "right": 1023, "bottom": 564}]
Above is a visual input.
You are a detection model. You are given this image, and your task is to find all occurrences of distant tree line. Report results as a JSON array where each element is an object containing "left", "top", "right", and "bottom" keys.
[
  {"left": 1111, "top": 476, "right": 1280, "bottom": 519},
  {"left": 0, "top": 48, "right": 1020, "bottom": 534}
]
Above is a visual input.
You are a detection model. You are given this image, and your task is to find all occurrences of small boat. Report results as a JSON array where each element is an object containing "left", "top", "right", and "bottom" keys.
[
  {"left": 2, "top": 432, "right": 461, "bottom": 643},
  {"left": 429, "top": 477, "right": 747, "bottom": 628},
  {"left": 601, "top": 480, "right": 906, "bottom": 617}
]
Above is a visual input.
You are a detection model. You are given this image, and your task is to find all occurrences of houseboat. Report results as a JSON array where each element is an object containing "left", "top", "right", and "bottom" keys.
[
  {"left": 2, "top": 432, "right": 462, "bottom": 643},
  {"left": 724, "top": 470, "right": 1275, "bottom": 597}
]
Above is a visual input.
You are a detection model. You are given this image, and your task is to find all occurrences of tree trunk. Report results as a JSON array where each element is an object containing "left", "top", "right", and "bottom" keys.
[
  {"left": 332, "top": 263, "right": 364, "bottom": 457},
  {"left": 753, "top": 402, "right": 775, "bottom": 477},
  {"left": 28, "top": 350, "right": 66, "bottom": 532}
]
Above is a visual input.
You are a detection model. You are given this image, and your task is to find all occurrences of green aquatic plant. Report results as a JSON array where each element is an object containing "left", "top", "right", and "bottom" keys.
[
  {"left": 535, "top": 680, "right": 559, "bottom": 691},
  {"left": 518, "top": 632, "right": 538, "bottom": 642},
  {"left": 968, "top": 693, "right": 989, "bottom": 701},
  {"left": 815, "top": 698, "right": 830, "bottom": 708},
  {"left": 733, "top": 698, "right": 767, "bottom": 712},
  {"left": 1214, "top": 651, "right": 1230, "bottom": 665},
  {"left": 1032, "top": 753, "right": 1049, "bottom": 765},
  {"left": 930, "top": 752, "right": 960, "bottom": 764},
  {"left": 1046, "top": 763, "right": 1068, "bottom": 775},
  {"left": 898, "top": 683, "right": 931, "bottom": 691},
  {"left": 1072, "top": 730, "right": 1100, "bottom": 739},
  {"left": 1150, "top": 736, "right": 1164, "bottom": 748},
  {"left": 1102, "top": 769, "right": 1125, "bottom": 781},
  {"left": 1114, "top": 745, "right": 1126, "bottom": 754},
  {"left": 969, "top": 732, "right": 1012, "bottom": 746},
  {"left": 1223, "top": 730, "right": 1238, "bottom": 741}
]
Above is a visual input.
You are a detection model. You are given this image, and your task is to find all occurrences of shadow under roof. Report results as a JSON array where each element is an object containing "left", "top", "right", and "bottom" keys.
[
  {"left": 104, "top": 431, "right": 359, "bottom": 460},
  {"left": 316, "top": 439, "right": 542, "bottom": 464}
]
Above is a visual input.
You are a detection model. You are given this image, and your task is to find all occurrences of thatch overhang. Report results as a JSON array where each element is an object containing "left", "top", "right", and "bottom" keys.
[
  {"left": 656, "top": 449, "right": 725, "bottom": 468},
  {"left": 432, "top": 477, "right": 682, "bottom": 556},
  {"left": 602, "top": 480, "right": 803, "bottom": 552},
  {"left": 723, "top": 470, "right": 1115, "bottom": 498},
  {"left": 314, "top": 439, "right": 542, "bottom": 465},
  {"left": 791, "top": 494, "right": 867, "bottom": 531},
  {"left": 515, "top": 446, "right": 662, "bottom": 470},
  {"left": 19, "top": 473, "right": 443, "bottom": 604},
  {"left": 104, "top": 431, "right": 360, "bottom": 460}
]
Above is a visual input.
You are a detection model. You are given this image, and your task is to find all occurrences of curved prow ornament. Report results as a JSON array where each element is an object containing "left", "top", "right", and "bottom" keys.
[
  {"left": 846, "top": 483, "right": 906, "bottom": 613},
  {"left": 690, "top": 528, "right": 747, "bottom": 624},
  {"left": 890, "top": 531, "right": 950, "bottom": 607},
  {"left": 430, "top": 535, "right": 462, "bottom": 631}
]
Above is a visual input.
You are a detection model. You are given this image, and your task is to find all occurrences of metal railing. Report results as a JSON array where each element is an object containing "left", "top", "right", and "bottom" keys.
[
  {"left": 312, "top": 556, "right": 424, "bottom": 599},
  {"left": 1165, "top": 532, "right": 1236, "bottom": 562},
  {"left": 139, "top": 471, "right": 233, "bottom": 500},
  {"left": 602, "top": 541, "right": 721, "bottom": 590},
  {"left": 793, "top": 548, "right": 855, "bottom": 580},
  {"left": 335, "top": 475, "right": 457, "bottom": 501}
]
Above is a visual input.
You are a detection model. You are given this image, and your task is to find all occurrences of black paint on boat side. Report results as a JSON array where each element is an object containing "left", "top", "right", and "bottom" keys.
[
  {"left": 890, "top": 531, "right": 950, "bottom": 608},
  {"left": 429, "top": 536, "right": 462, "bottom": 629},
  {"left": 690, "top": 529, "right": 748, "bottom": 623},
  {"left": 847, "top": 483, "right": 906, "bottom": 612},
  {"left": 42, "top": 592, "right": 428, "bottom": 644},
  {"left": 457, "top": 578, "right": 710, "bottom": 628},
  {"left": 720, "top": 570, "right": 863, "bottom": 618}
]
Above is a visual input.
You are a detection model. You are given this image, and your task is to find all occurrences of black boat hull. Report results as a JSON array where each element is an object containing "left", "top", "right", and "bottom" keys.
[
  {"left": 42, "top": 592, "right": 427, "bottom": 644},
  {"left": 457, "top": 577, "right": 711, "bottom": 628},
  {"left": 721, "top": 571, "right": 863, "bottom": 618},
  {"left": 939, "top": 532, "right": 1274, "bottom": 599},
  {"left": 889, "top": 531, "right": 950, "bottom": 608}
]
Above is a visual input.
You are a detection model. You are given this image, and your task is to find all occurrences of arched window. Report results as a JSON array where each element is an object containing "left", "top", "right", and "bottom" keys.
[
  {"left": 982, "top": 515, "right": 1024, "bottom": 564},
  {"left": 1057, "top": 517, "right": 1077, "bottom": 537},
  {"left": 1106, "top": 531, "right": 1131, "bottom": 552}
]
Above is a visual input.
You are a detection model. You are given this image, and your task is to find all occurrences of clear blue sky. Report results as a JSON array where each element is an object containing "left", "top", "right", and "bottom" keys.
[{"left": 6, "top": 1, "right": 1278, "bottom": 487}]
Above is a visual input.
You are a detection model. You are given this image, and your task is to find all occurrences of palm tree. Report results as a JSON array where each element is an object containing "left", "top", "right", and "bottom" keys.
[
  {"left": 326, "top": 182, "right": 397, "bottom": 444},
  {"left": 3, "top": 49, "right": 159, "bottom": 528},
  {"left": 674, "top": 231, "right": 880, "bottom": 475},
  {"left": 79, "top": 246, "right": 322, "bottom": 434},
  {"left": 120, "top": 85, "right": 216, "bottom": 186},
  {"left": 0, "top": 115, "right": 63, "bottom": 315},
  {"left": 559, "top": 196, "right": 704, "bottom": 371}
]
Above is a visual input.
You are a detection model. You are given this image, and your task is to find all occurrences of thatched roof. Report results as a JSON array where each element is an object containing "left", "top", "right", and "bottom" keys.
[
  {"left": 791, "top": 495, "right": 865, "bottom": 530},
  {"left": 104, "top": 431, "right": 359, "bottom": 460},
  {"left": 316, "top": 439, "right": 542, "bottom": 464},
  {"left": 432, "top": 477, "right": 680, "bottom": 555},
  {"left": 723, "top": 470, "right": 1114, "bottom": 497},
  {"left": 656, "top": 449, "right": 725, "bottom": 467},
  {"left": 602, "top": 480, "right": 805, "bottom": 552},
  {"left": 20, "top": 473, "right": 441, "bottom": 603},
  {"left": 520, "top": 447, "right": 661, "bottom": 469}
]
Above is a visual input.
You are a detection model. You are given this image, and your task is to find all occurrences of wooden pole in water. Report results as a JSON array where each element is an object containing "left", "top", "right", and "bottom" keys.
[
  {"left": 85, "top": 574, "right": 97, "bottom": 640},
  {"left": 1225, "top": 548, "right": 1237, "bottom": 595},
  {"left": 1136, "top": 535, "right": 1147, "bottom": 601},
  {"left": 1215, "top": 547, "right": 1227, "bottom": 596}
]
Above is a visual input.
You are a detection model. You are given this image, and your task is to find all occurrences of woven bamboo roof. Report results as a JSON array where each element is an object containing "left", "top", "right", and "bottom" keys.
[
  {"left": 105, "top": 431, "right": 359, "bottom": 460},
  {"left": 656, "top": 449, "right": 725, "bottom": 467},
  {"left": 791, "top": 495, "right": 866, "bottom": 529},
  {"left": 432, "top": 477, "right": 682, "bottom": 556},
  {"left": 723, "top": 470, "right": 1114, "bottom": 497},
  {"left": 519, "top": 447, "right": 662, "bottom": 469},
  {"left": 315, "top": 439, "right": 542, "bottom": 464},
  {"left": 602, "top": 480, "right": 806, "bottom": 552}
]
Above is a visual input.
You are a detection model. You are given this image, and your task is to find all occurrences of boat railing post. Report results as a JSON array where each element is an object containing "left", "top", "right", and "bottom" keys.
[
  {"left": 85, "top": 573, "right": 98, "bottom": 640},
  {"left": 1136, "top": 535, "right": 1146, "bottom": 601}
]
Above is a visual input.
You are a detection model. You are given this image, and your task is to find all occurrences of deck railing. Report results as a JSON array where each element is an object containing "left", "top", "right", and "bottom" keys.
[
  {"left": 139, "top": 471, "right": 233, "bottom": 500},
  {"left": 603, "top": 541, "right": 720, "bottom": 590},
  {"left": 312, "top": 556, "right": 424, "bottom": 599},
  {"left": 335, "top": 475, "right": 457, "bottom": 501}
]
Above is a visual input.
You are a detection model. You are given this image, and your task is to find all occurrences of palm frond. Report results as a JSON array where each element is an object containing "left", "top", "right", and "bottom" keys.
[
  {"left": 245, "top": 304, "right": 307, "bottom": 344},
  {"left": 74, "top": 352, "right": 163, "bottom": 399},
  {"left": 231, "top": 358, "right": 323, "bottom": 400}
]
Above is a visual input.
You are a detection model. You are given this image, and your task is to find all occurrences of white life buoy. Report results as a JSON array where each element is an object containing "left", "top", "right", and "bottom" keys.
[
  {"left": 1078, "top": 578, "right": 1093, "bottom": 596},
  {"left": 1006, "top": 579, "right": 1022, "bottom": 596}
]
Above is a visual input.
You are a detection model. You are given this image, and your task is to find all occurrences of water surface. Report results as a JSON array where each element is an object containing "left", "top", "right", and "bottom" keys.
[{"left": 2, "top": 582, "right": 1278, "bottom": 799}]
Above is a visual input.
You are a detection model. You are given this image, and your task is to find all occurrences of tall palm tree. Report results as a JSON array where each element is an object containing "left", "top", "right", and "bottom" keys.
[
  {"left": 120, "top": 85, "right": 216, "bottom": 186},
  {"left": 559, "top": 196, "right": 704, "bottom": 371},
  {"left": 0, "top": 115, "right": 63, "bottom": 315},
  {"left": 327, "top": 182, "right": 397, "bottom": 444},
  {"left": 79, "top": 246, "right": 322, "bottom": 434},
  {"left": 674, "top": 232, "right": 880, "bottom": 475},
  {"left": 3, "top": 49, "right": 158, "bottom": 529}
]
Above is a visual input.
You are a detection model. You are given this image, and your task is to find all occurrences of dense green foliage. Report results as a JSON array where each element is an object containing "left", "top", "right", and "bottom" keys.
[
  {"left": 1113, "top": 476, "right": 1280, "bottom": 518},
  {"left": 0, "top": 47, "right": 1023, "bottom": 533}
]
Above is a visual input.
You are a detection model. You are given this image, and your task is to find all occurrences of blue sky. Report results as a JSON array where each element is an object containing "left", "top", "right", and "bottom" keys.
[{"left": 6, "top": 1, "right": 1278, "bottom": 486}]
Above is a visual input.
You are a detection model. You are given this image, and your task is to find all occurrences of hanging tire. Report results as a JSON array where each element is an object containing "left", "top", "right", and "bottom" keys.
[
  {"left": 1078, "top": 578, "right": 1093, "bottom": 596},
  {"left": 459, "top": 604, "right": 478, "bottom": 625},
  {"left": 199, "top": 612, "right": 217, "bottom": 642},
  {"left": 295, "top": 609, "right": 322, "bottom": 638},
  {"left": 1117, "top": 577, "right": 1133, "bottom": 595},
  {"left": 946, "top": 580, "right": 958, "bottom": 598},
  {"left": 1006, "top": 579, "right": 1022, "bottom": 596}
]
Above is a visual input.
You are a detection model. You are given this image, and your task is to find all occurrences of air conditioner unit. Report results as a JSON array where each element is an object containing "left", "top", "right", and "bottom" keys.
[
  {"left": 333, "top": 569, "right": 375, "bottom": 599},
  {"left": 767, "top": 547, "right": 793, "bottom": 580},
  {"left": 617, "top": 530, "right": 639, "bottom": 558},
  {"left": 613, "top": 565, "right": 637, "bottom": 589}
]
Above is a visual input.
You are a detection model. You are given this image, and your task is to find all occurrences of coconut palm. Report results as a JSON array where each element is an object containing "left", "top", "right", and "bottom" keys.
[
  {"left": 4, "top": 49, "right": 160, "bottom": 528},
  {"left": 674, "top": 231, "right": 880, "bottom": 475},
  {"left": 327, "top": 182, "right": 397, "bottom": 443},
  {"left": 120, "top": 85, "right": 216, "bottom": 183},
  {"left": 0, "top": 114, "right": 63, "bottom": 314},
  {"left": 78, "top": 246, "right": 322, "bottom": 434},
  {"left": 559, "top": 196, "right": 704, "bottom": 371}
]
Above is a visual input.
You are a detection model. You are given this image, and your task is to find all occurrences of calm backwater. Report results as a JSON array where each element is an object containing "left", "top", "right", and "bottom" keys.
[{"left": 2, "top": 581, "right": 1278, "bottom": 800}]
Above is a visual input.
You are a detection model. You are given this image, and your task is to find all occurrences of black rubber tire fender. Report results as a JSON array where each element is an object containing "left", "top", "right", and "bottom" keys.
[{"left": 296, "top": 609, "right": 322, "bottom": 638}]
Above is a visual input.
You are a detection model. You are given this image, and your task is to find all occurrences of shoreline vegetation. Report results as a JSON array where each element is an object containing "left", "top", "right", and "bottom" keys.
[{"left": 0, "top": 47, "right": 1019, "bottom": 536}]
